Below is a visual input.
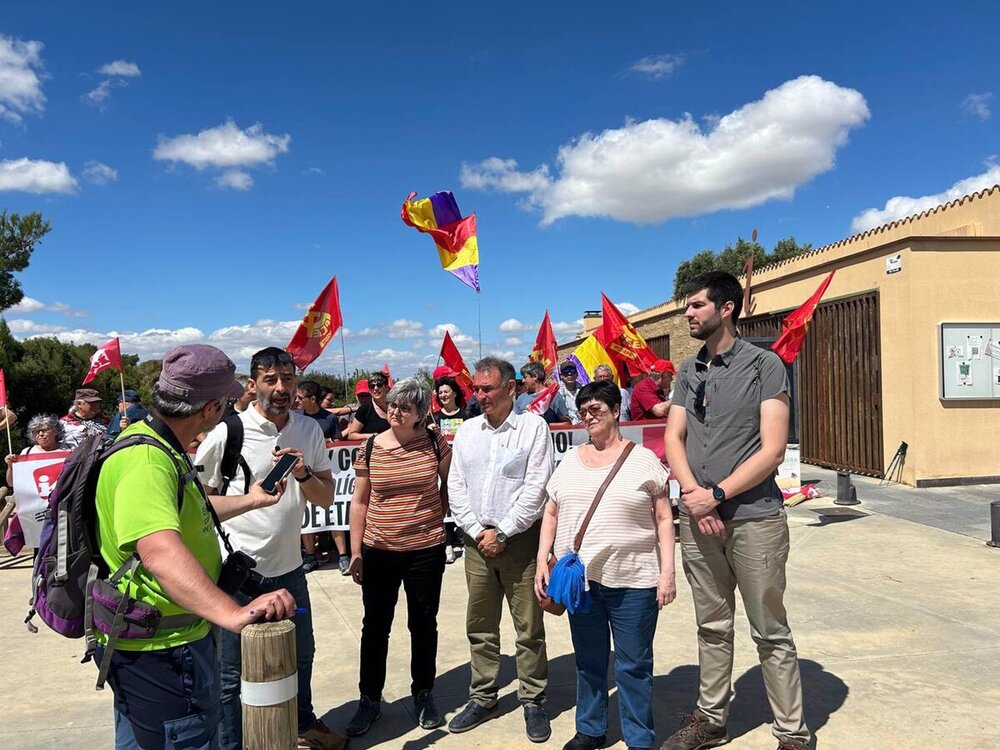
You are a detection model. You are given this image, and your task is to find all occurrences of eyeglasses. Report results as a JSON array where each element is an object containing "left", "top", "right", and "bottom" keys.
[
  {"left": 578, "top": 404, "right": 612, "bottom": 420},
  {"left": 694, "top": 380, "right": 708, "bottom": 419},
  {"left": 386, "top": 402, "right": 413, "bottom": 414},
  {"left": 368, "top": 379, "right": 388, "bottom": 388}
]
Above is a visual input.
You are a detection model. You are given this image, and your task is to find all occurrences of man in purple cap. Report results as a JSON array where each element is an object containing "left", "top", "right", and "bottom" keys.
[{"left": 94, "top": 344, "right": 298, "bottom": 750}]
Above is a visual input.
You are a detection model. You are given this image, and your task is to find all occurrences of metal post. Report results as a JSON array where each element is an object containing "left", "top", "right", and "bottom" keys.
[
  {"left": 988, "top": 500, "right": 1000, "bottom": 548},
  {"left": 835, "top": 471, "right": 860, "bottom": 506}
]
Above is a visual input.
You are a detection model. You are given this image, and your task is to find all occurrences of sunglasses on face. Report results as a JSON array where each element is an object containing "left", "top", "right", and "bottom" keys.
[
  {"left": 369, "top": 379, "right": 387, "bottom": 388},
  {"left": 252, "top": 351, "right": 294, "bottom": 370},
  {"left": 578, "top": 404, "right": 612, "bottom": 420}
]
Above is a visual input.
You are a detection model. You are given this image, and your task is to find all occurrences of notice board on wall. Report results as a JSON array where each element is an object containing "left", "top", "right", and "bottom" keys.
[{"left": 939, "top": 323, "right": 1000, "bottom": 400}]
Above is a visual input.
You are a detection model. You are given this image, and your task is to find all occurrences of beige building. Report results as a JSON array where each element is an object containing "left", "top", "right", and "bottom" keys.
[{"left": 559, "top": 185, "right": 1000, "bottom": 486}]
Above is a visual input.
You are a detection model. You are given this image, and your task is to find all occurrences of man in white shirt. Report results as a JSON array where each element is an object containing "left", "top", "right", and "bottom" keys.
[
  {"left": 557, "top": 361, "right": 582, "bottom": 424},
  {"left": 196, "top": 347, "right": 346, "bottom": 750},
  {"left": 446, "top": 356, "right": 555, "bottom": 743}
]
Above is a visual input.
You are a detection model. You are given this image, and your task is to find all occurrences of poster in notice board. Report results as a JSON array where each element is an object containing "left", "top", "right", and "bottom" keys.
[{"left": 939, "top": 323, "right": 1000, "bottom": 399}]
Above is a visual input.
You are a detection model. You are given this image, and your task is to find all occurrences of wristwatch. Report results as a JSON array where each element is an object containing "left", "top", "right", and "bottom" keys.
[
  {"left": 495, "top": 529, "right": 508, "bottom": 544},
  {"left": 709, "top": 483, "right": 726, "bottom": 503},
  {"left": 295, "top": 465, "right": 313, "bottom": 483}
]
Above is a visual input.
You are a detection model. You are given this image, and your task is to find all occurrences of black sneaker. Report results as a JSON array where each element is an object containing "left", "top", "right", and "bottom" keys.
[
  {"left": 346, "top": 696, "right": 382, "bottom": 737},
  {"left": 448, "top": 701, "right": 498, "bottom": 733},
  {"left": 302, "top": 554, "right": 319, "bottom": 573},
  {"left": 660, "top": 712, "right": 728, "bottom": 750},
  {"left": 524, "top": 703, "right": 551, "bottom": 743},
  {"left": 563, "top": 731, "right": 606, "bottom": 749},
  {"left": 414, "top": 689, "right": 443, "bottom": 729}
]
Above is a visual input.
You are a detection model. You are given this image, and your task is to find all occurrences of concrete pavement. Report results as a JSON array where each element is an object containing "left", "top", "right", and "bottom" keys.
[{"left": 2, "top": 486, "right": 998, "bottom": 749}]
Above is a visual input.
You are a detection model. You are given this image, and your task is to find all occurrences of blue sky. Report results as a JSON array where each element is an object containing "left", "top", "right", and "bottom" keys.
[{"left": 1, "top": 2, "right": 998, "bottom": 375}]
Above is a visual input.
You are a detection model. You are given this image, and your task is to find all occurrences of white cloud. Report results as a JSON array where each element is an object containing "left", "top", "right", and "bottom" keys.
[
  {"left": 629, "top": 53, "right": 685, "bottom": 80},
  {"left": 7, "top": 319, "right": 67, "bottom": 334},
  {"left": 388, "top": 318, "right": 424, "bottom": 339},
  {"left": 504, "top": 336, "right": 522, "bottom": 346},
  {"left": 304, "top": 166, "right": 325, "bottom": 175},
  {"left": 8, "top": 296, "right": 89, "bottom": 317},
  {"left": 850, "top": 161, "right": 1000, "bottom": 233},
  {"left": 962, "top": 93, "right": 992, "bottom": 121},
  {"left": 498, "top": 318, "right": 528, "bottom": 333},
  {"left": 215, "top": 169, "right": 253, "bottom": 191},
  {"left": 82, "top": 80, "right": 113, "bottom": 106},
  {"left": 99, "top": 60, "right": 141, "bottom": 77},
  {"left": 0, "top": 158, "right": 77, "bottom": 194},
  {"left": 82, "top": 161, "right": 117, "bottom": 185},
  {"left": 616, "top": 301, "right": 640, "bottom": 316},
  {"left": 552, "top": 319, "right": 583, "bottom": 335},
  {"left": 154, "top": 119, "right": 291, "bottom": 170},
  {"left": 461, "top": 75, "right": 870, "bottom": 225},
  {"left": 0, "top": 35, "right": 45, "bottom": 124}
]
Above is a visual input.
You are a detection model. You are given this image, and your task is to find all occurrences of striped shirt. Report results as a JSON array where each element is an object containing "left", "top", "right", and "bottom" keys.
[
  {"left": 546, "top": 444, "right": 669, "bottom": 589},
  {"left": 357, "top": 430, "right": 450, "bottom": 551}
]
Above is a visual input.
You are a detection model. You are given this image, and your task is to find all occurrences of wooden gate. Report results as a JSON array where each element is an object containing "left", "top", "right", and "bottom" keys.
[{"left": 741, "top": 291, "right": 884, "bottom": 476}]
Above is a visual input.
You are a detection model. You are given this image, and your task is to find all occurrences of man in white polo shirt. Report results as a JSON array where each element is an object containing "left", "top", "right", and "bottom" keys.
[{"left": 196, "top": 346, "right": 345, "bottom": 750}]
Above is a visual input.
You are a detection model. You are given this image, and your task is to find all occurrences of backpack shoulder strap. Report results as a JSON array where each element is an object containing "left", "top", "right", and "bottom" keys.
[
  {"left": 426, "top": 427, "right": 442, "bottom": 464},
  {"left": 218, "top": 414, "right": 250, "bottom": 495},
  {"left": 103, "top": 435, "right": 190, "bottom": 510}
]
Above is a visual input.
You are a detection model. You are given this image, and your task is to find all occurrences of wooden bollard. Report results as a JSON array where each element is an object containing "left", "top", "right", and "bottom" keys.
[{"left": 241, "top": 620, "right": 297, "bottom": 750}]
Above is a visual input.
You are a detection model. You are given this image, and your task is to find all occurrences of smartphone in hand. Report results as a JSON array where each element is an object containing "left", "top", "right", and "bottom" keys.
[{"left": 261, "top": 453, "right": 298, "bottom": 494}]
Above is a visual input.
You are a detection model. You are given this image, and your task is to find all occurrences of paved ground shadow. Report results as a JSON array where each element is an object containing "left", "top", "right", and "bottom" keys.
[
  {"left": 652, "top": 659, "right": 848, "bottom": 743},
  {"left": 320, "top": 651, "right": 579, "bottom": 749}
]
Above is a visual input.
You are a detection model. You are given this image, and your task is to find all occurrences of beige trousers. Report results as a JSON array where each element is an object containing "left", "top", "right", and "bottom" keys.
[
  {"left": 463, "top": 522, "right": 548, "bottom": 706},
  {"left": 680, "top": 510, "right": 811, "bottom": 745}
]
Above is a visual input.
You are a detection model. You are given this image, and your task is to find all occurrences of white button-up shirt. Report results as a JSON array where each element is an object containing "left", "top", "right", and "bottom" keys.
[{"left": 447, "top": 409, "right": 554, "bottom": 540}]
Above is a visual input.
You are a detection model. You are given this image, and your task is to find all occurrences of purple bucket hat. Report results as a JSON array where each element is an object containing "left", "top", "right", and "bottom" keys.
[{"left": 156, "top": 344, "right": 244, "bottom": 402}]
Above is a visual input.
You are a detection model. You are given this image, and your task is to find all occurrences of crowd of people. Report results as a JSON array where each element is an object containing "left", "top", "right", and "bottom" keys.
[{"left": 1, "top": 271, "right": 810, "bottom": 750}]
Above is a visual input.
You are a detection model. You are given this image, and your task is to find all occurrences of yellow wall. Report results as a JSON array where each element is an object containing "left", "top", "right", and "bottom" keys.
[{"left": 558, "top": 186, "right": 1000, "bottom": 484}]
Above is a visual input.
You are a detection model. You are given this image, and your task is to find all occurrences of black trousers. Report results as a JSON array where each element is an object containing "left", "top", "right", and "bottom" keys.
[{"left": 360, "top": 543, "right": 446, "bottom": 700}]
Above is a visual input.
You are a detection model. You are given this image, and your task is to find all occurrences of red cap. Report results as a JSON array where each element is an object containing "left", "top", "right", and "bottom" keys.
[
  {"left": 432, "top": 365, "right": 456, "bottom": 379},
  {"left": 652, "top": 359, "right": 676, "bottom": 375},
  {"left": 354, "top": 379, "right": 370, "bottom": 396}
]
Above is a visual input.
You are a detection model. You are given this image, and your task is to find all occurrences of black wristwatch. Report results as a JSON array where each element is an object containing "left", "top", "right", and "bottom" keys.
[
  {"left": 495, "top": 529, "right": 508, "bottom": 544},
  {"left": 710, "top": 483, "right": 726, "bottom": 503},
  {"left": 295, "top": 465, "right": 313, "bottom": 483}
]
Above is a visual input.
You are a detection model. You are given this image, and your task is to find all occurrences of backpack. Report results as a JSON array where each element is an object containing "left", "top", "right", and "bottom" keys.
[{"left": 24, "top": 430, "right": 199, "bottom": 688}]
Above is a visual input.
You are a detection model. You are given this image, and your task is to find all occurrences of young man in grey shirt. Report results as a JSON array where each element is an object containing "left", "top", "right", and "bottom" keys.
[{"left": 663, "top": 271, "right": 811, "bottom": 750}]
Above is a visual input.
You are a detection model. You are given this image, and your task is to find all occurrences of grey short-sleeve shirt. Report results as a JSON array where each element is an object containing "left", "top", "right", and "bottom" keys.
[{"left": 671, "top": 337, "right": 789, "bottom": 521}]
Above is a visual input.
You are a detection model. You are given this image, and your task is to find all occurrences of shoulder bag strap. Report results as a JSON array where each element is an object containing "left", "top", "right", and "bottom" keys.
[{"left": 572, "top": 441, "right": 636, "bottom": 552}]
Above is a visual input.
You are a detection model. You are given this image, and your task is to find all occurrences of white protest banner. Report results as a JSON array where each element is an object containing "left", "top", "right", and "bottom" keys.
[
  {"left": 301, "top": 420, "right": 678, "bottom": 534},
  {"left": 11, "top": 451, "right": 71, "bottom": 547}
]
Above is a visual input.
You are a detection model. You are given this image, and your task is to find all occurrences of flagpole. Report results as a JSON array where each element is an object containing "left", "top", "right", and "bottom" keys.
[
  {"left": 477, "top": 290, "right": 483, "bottom": 361},
  {"left": 118, "top": 370, "right": 127, "bottom": 420},
  {"left": 4, "top": 412, "right": 12, "bottom": 457},
  {"left": 339, "top": 328, "right": 349, "bottom": 405}
]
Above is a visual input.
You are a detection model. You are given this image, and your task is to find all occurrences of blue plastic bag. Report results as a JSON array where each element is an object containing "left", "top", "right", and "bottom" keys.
[{"left": 546, "top": 552, "right": 591, "bottom": 614}]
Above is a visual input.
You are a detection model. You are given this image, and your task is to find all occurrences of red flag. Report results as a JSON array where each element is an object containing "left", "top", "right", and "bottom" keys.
[
  {"left": 771, "top": 271, "right": 836, "bottom": 364},
  {"left": 439, "top": 331, "right": 474, "bottom": 397},
  {"left": 382, "top": 363, "right": 394, "bottom": 388},
  {"left": 83, "top": 337, "right": 123, "bottom": 384},
  {"left": 0, "top": 368, "right": 8, "bottom": 408},
  {"left": 595, "top": 293, "right": 658, "bottom": 378},
  {"left": 529, "top": 311, "right": 558, "bottom": 376},
  {"left": 287, "top": 276, "right": 343, "bottom": 371},
  {"left": 527, "top": 382, "right": 559, "bottom": 416}
]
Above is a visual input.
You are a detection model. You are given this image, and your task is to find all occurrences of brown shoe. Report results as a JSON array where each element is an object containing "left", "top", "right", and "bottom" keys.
[
  {"left": 777, "top": 741, "right": 808, "bottom": 750},
  {"left": 298, "top": 718, "right": 349, "bottom": 750},
  {"left": 660, "top": 712, "right": 728, "bottom": 750}
]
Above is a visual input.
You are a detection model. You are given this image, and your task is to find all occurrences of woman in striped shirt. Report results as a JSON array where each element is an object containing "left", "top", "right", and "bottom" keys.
[
  {"left": 535, "top": 380, "right": 677, "bottom": 750},
  {"left": 346, "top": 378, "right": 452, "bottom": 738}
]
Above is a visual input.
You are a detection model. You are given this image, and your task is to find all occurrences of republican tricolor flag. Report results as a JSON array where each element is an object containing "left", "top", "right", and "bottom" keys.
[
  {"left": 83, "top": 337, "right": 123, "bottom": 384},
  {"left": 287, "top": 276, "right": 344, "bottom": 371},
  {"left": 402, "top": 191, "right": 480, "bottom": 292}
]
